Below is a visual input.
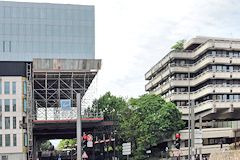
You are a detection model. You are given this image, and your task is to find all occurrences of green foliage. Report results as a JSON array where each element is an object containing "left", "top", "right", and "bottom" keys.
[
  {"left": 171, "top": 39, "right": 186, "bottom": 51},
  {"left": 40, "top": 140, "right": 54, "bottom": 151},
  {"left": 92, "top": 92, "right": 184, "bottom": 159},
  {"left": 120, "top": 94, "right": 184, "bottom": 159},
  {"left": 58, "top": 139, "right": 76, "bottom": 150},
  {"left": 93, "top": 91, "right": 128, "bottom": 120}
]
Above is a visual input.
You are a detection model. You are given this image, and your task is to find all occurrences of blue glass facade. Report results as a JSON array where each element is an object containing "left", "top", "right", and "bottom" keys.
[{"left": 0, "top": 1, "right": 95, "bottom": 61}]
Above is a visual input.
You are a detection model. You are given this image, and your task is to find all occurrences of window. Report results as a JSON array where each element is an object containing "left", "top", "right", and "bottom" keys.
[
  {"left": 12, "top": 99, "right": 16, "bottom": 112},
  {"left": 0, "top": 115, "right": 2, "bottom": 129},
  {"left": 12, "top": 82, "right": 16, "bottom": 94},
  {"left": 13, "top": 134, "right": 16, "bottom": 146},
  {"left": 23, "top": 99, "right": 27, "bottom": 112},
  {"left": 0, "top": 99, "right": 2, "bottom": 112},
  {"left": 0, "top": 80, "right": 2, "bottom": 94},
  {"left": 5, "top": 134, "right": 10, "bottom": 146},
  {"left": 2, "top": 155, "right": 8, "bottom": 160},
  {"left": 24, "top": 133, "right": 27, "bottom": 147},
  {"left": 4, "top": 82, "right": 10, "bottom": 94},
  {"left": 0, "top": 134, "right": 2, "bottom": 147},
  {"left": 5, "top": 117, "right": 10, "bottom": 129},
  {"left": 5, "top": 99, "right": 10, "bottom": 112},
  {"left": 2, "top": 41, "right": 11, "bottom": 52},
  {"left": 13, "top": 117, "right": 16, "bottom": 129}
]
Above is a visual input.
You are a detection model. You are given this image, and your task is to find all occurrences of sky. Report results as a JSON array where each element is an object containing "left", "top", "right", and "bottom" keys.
[
  {"left": 5, "top": 0, "right": 240, "bottom": 99},
  {"left": 5, "top": 0, "right": 240, "bottom": 148}
]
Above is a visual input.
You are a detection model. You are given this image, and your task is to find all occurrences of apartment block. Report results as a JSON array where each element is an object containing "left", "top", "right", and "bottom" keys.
[
  {"left": 145, "top": 36, "right": 240, "bottom": 158},
  {"left": 0, "top": 1, "right": 96, "bottom": 159},
  {"left": 0, "top": 77, "right": 27, "bottom": 160}
]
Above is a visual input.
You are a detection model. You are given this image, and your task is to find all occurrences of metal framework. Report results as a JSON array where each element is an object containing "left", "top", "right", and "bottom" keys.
[
  {"left": 26, "top": 63, "right": 33, "bottom": 160},
  {"left": 33, "top": 71, "right": 97, "bottom": 120},
  {"left": 26, "top": 59, "right": 101, "bottom": 160}
]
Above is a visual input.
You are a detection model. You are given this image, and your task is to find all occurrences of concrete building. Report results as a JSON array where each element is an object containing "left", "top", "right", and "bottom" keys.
[
  {"left": 0, "top": 1, "right": 99, "bottom": 160},
  {"left": 145, "top": 36, "right": 240, "bottom": 159}
]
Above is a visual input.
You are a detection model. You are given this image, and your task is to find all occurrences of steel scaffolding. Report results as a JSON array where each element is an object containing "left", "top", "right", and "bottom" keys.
[
  {"left": 33, "top": 71, "right": 97, "bottom": 120},
  {"left": 26, "top": 63, "right": 33, "bottom": 160}
]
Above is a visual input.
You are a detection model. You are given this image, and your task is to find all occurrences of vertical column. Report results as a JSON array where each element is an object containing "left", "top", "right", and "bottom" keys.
[
  {"left": 45, "top": 72, "right": 47, "bottom": 120},
  {"left": 77, "top": 93, "right": 82, "bottom": 160},
  {"left": 191, "top": 100, "right": 195, "bottom": 160}
]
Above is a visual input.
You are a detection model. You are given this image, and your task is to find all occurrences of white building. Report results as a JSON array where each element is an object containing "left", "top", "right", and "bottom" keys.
[
  {"left": 0, "top": 77, "right": 27, "bottom": 160},
  {"left": 145, "top": 36, "right": 240, "bottom": 159}
]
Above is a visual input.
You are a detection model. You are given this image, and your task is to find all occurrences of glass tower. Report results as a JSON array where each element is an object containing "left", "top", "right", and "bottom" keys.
[{"left": 0, "top": 1, "right": 95, "bottom": 61}]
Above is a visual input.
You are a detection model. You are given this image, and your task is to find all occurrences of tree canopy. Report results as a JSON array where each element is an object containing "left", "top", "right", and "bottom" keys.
[
  {"left": 171, "top": 39, "right": 186, "bottom": 51},
  {"left": 58, "top": 139, "right": 76, "bottom": 150},
  {"left": 120, "top": 94, "right": 184, "bottom": 159},
  {"left": 40, "top": 140, "right": 54, "bottom": 151},
  {"left": 92, "top": 91, "right": 127, "bottom": 120},
  {"left": 93, "top": 92, "right": 184, "bottom": 159}
]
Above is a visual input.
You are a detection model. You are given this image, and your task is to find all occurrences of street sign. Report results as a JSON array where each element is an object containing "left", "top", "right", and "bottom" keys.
[
  {"left": 82, "top": 151, "right": 88, "bottom": 159},
  {"left": 122, "top": 142, "right": 131, "bottom": 156},
  {"left": 87, "top": 141, "right": 93, "bottom": 147},
  {"left": 60, "top": 99, "right": 71, "bottom": 110},
  {"left": 194, "top": 129, "right": 203, "bottom": 146},
  {"left": 146, "top": 150, "right": 151, "bottom": 154}
]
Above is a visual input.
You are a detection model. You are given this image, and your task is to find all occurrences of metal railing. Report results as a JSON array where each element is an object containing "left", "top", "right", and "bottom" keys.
[{"left": 36, "top": 107, "right": 103, "bottom": 120}]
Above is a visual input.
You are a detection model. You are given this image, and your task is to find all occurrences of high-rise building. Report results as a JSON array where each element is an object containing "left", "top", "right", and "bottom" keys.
[
  {"left": 0, "top": 1, "right": 95, "bottom": 61},
  {"left": 145, "top": 36, "right": 240, "bottom": 159},
  {"left": 0, "top": 1, "right": 99, "bottom": 160}
]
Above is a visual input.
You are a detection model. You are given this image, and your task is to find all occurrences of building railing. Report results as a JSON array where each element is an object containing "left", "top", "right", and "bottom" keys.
[{"left": 36, "top": 107, "right": 103, "bottom": 120}]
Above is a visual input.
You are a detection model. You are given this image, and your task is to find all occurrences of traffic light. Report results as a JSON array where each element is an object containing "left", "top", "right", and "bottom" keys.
[
  {"left": 175, "top": 133, "right": 181, "bottom": 149},
  {"left": 82, "top": 134, "right": 88, "bottom": 151}
]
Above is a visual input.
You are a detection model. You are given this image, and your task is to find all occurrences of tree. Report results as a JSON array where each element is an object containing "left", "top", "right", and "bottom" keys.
[
  {"left": 120, "top": 94, "right": 184, "bottom": 159},
  {"left": 40, "top": 140, "right": 54, "bottom": 151},
  {"left": 58, "top": 139, "right": 76, "bottom": 150},
  {"left": 171, "top": 39, "right": 186, "bottom": 51},
  {"left": 93, "top": 91, "right": 128, "bottom": 120}
]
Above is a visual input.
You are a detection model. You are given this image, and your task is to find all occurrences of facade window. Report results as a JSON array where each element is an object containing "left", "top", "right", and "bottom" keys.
[
  {"left": 5, "top": 134, "right": 10, "bottom": 146},
  {"left": 0, "top": 134, "right": 2, "bottom": 147},
  {"left": 24, "top": 133, "right": 28, "bottom": 147},
  {"left": 12, "top": 82, "right": 16, "bottom": 94},
  {"left": 4, "top": 82, "right": 10, "bottom": 94},
  {"left": 0, "top": 115, "right": 2, "bottom": 129},
  {"left": 0, "top": 99, "right": 2, "bottom": 112},
  {"left": 13, "top": 99, "right": 16, "bottom": 112},
  {"left": 2, "top": 41, "right": 11, "bottom": 52},
  {"left": 4, "top": 99, "right": 10, "bottom": 112},
  {"left": 23, "top": 81, "right": 27, "bottom": 95},
  {"left": 5, "top": 117, "right": 10, "bottom": 129},
  {"left": 23, "top": 98, "right": 27, "bottom": 112},
  {"left": 13, "top": 134, "right": 17, "bottom": 146},
  {"left": 13, "top": 117, "right": 16, "bottom": 129},
  {"left": 2, "top": 155, "right": 8, "bottom": 160},
  {"left": 0, "top": 80, "right": 2, "bottom": 94}
]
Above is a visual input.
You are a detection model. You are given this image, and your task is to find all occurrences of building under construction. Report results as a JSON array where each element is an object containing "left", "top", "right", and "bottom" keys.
[{"left": 0, "top": 1, "right": 102, "bottom": 160}]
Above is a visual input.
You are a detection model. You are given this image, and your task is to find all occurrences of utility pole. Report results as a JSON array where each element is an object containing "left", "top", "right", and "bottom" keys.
[
  {"left": 191, "top": 99, "right": 195, "bottom": 160},
  {"left": 188, "top": 66, "right": 191, "bottom": 160},
  {"left": 77, "top": 93, "right": 82, "bottom": 160}
]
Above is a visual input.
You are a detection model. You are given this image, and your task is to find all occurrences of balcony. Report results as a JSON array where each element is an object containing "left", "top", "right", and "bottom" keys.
[{"left": 145, "top": 39, "right": 240, "bottom": 88}]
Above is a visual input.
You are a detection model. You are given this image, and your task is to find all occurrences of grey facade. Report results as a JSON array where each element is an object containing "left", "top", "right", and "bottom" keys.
[
  {"left": 145, "top": 36, "right": 240, "bottom": 158},
  {"left": 0, "top": 1, "right": 95, "bottom": 61}
]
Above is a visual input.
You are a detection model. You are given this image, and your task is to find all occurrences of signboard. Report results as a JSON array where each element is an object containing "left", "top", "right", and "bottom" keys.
[
  {"left": 60, "top": 99, "right": 71, "bottom": 110},
  {"left": 87, "top": 141, "right": 93, "bottom": 147},
  {"left": 122, "top": 142, "right": 131, "bottom": 155},
  {"left": 194, "top": 129, "right": 203, "bottom": 147},
  {"left": 82, "top": 152, "right": 88, "bottom": 159}
]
